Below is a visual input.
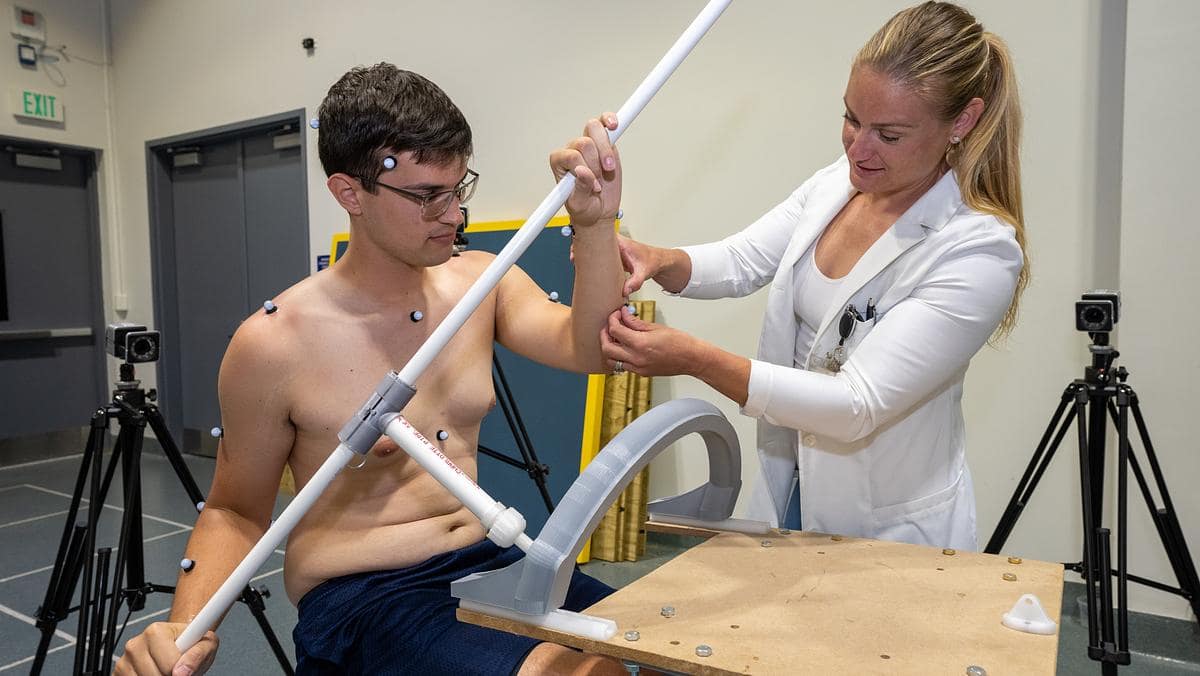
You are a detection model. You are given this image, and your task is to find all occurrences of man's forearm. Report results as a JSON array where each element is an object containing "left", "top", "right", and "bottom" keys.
[
  {"left": 167, "top": 507, "right": 265, "bottom": 625},
  {"left": 569, "top": 220, "right": 624, "bottom": 371}
]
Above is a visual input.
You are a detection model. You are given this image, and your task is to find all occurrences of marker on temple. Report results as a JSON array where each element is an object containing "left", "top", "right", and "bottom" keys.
[
  {"left": 308, "top": 118, "right": 319, "bottom": 129},
  {"left": 436, "top": 430, "right": 449, "bottom": 441},
  {"left": 180, "top": 558, "right": 195, "bottom": 572},
  {"left": 548, "top": 291, "right": 560, "bottom": 303},
  {"left": 382, "top": 156, "right": 397, "bottom": 170},
  {"left": 410, "top": 310, "right": 424, "bottom": 322},
  {"left": 263, "top": 300, "right": 278, "bottom": 314}
]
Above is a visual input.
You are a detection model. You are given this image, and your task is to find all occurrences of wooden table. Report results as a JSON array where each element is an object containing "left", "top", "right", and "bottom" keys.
[{"left": 459, "top": 530, "right": 1063, "bottom": 674}]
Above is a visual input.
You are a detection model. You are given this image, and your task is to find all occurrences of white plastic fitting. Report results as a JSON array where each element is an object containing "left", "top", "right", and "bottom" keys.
[
  {"left": 485, "top": 506, "right": 529, "bottom": 549},
  {"left": 1002, "top": 593, "right": 1057, "bottom": 635}
]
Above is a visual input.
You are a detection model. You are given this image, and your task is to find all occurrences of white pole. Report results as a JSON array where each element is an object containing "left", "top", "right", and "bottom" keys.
[
  {"left": 381, "top": 416, "right": 534, "bottom": 551},
  {"left": 177, "top": 0, "right": 733, "bottom": 653},
  {"left": 175, "top": 444, "right": 357, "bottom": 651},
  {"left": 400, "top": 0, "right": 733, "bottom": 381}
]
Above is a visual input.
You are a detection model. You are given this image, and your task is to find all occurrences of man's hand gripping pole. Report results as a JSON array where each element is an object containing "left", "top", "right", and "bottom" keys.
[{"left": 176, "top": 0, "right": 733, "bottom": 653}]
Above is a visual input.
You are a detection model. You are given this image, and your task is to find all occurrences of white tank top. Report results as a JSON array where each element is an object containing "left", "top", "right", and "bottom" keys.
[{"left": 793, "top": 244, "right": 843, "bottom": 368}]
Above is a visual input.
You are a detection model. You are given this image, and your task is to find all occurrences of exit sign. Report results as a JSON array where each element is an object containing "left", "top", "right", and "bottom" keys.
[{"left": 10, "top": 88, "right": 65, "bottom": 123}]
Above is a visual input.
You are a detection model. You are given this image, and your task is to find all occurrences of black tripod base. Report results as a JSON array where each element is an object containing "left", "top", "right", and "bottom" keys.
[
  {"left": 986, "top": 363, "right": 1199, "bottom": 672},
  {"left": 29, "top": 374, "right": 293, "bottom": 675}
]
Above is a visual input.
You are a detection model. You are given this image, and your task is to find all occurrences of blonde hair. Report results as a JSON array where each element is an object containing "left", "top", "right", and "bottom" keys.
[{"left": 855, "top": 1, "right": 1027, "bottom": 337}]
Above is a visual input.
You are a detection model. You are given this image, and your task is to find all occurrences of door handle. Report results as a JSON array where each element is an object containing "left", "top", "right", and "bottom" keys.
[{"left": 0, "top": 326, "right": 93, "bottom": 341}]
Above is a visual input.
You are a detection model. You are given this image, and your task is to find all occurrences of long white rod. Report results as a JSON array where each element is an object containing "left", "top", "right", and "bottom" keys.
[
  {"left": 401, "top": 0, "right": 732, "bottom": 381},
  {"left": 176, "top": 444, "right": 356, "bottom": 651},
  {"left": 178, "top": 0, "right": 732, "bottom": 653}
]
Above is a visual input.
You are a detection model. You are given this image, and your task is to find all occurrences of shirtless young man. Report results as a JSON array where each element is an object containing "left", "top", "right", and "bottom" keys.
[{"left": 115, "top": 64, "right": 630, "bottom": 675}]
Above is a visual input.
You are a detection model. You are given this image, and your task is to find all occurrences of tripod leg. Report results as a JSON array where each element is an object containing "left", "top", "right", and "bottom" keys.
[
  {"left": 984, "top": 387, "right": 1077, "bottom": 554},
  {"left": 31, "top": 411, "right": 107, "bottom": 675},
  {"left": 1125, "top": 398, "right": 1200, "bottom": 623},
  {"left": 1073, "top": 392, "right": 1103, "bottom": 653},
  {"left": 145, "top": 404, "right": 205, "bottom": 506},
  {"left": 100, "top": 413, "right": 149, "bottom": 668},
  {"left": 240, "top": 586, "right": 296, "bottom": 675},
  {"left": 492, "top": 356, "right": 555, "bottom": 514},
  {"left": 87, "top": 548, "right": 112, "bottom": 674},
  {"left": 1115, "top": 391, "right": 1131, "bottom": 658},
  {"left": 31, "top": 526, "right": 87, "bottom": 674},
  {"left": 75, "top": 408, "right": 119, "bottom": 675}
]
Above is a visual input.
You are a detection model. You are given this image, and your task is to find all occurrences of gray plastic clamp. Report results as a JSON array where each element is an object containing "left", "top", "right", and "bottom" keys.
[{"left": 337, "top": 371, "right": 416, "bottom": 454}]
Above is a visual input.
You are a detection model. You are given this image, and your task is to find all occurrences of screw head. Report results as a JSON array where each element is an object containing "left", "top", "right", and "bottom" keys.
[
  {"left": 966, "top": 666, "right": 987, "bottom": 676},
  {"left": 1002, "top": 573, "right": 1018, "bottom": 582},
  {"left": 623, "top": 630, "right": 640, "bottom": 641},
  {"left": 660, "top": 606, "right": 675, "bottom": 618},
  {"left": 942, "top": 548, "right": 957, "bottom": 556},
  {"left": 831, "top": 535, "right": 844, "bottom": 541},
  {"left": 760, "top": 539, "right": 773, "bottom": 548},
  {"left": 778, "top": 528, "right": 791, "bottom": 535},
  {"left": 695, "top": 644, "right": 712, "bottom": 658},
  {"left": 1007, "top": 556, "right": 1023, "bottom": 565}
]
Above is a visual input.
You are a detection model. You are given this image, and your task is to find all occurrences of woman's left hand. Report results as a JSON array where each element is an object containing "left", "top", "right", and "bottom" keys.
[{"left": 599, "top": 305, "right": 700, "bottom": 377}]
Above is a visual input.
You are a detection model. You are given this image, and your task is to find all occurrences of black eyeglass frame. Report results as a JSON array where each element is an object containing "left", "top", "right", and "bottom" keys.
[{"left": 366, "top": 168, "right": 479, "bottom": 220}]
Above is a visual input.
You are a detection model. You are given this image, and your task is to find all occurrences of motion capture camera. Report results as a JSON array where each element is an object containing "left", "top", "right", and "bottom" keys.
[
  {"left": 105, "top": 322, "right": 161, "bottom": 363},
  {"left": 1076, "top": 290, "right": 1120, "bottom": 333}
]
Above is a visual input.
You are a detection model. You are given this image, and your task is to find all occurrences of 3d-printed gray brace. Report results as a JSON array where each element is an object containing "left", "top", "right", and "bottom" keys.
[
  {"left": 451, "top": 397, "right": 740, "bottom": 616},
  {"left": 337, "top": 371, "right": 416, "bottom": 454}
]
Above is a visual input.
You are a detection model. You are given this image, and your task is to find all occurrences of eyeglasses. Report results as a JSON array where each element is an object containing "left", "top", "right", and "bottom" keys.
[{"left": 369, "top": 168, "right": 479, "bottom": 220}]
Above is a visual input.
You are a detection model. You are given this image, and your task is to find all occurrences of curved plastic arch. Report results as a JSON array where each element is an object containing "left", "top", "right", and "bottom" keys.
[{"left": 452, "top": 397, "right": 741, "bottom": 616}]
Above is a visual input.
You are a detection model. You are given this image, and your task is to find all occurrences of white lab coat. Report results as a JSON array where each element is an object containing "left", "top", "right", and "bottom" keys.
[{"left": 678, "top": 156, "right": 1022, "bottom": 549}]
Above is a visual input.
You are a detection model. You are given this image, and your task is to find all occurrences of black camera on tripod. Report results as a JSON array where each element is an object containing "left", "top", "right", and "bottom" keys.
[
  {"left": 1076, "top": 290, "right": 1120, "bottom": 333},
  {"left": 105, "top": 322, "right": 161, "bottom": 363}
]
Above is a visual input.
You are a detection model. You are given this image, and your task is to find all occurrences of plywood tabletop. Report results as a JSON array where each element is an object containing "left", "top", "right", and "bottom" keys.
[{"left": 459, "top": 530, "right": 1062, "bottom": 675}]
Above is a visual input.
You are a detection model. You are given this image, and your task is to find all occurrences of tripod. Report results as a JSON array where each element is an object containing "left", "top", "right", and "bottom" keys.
[
  {"left": 30, "top": 362, "right": 294, "bottom": 675},
  {"left": 477, "top": 355, "right": 556, "bottom": 515},
  {"left": 985, "top": 332, "right": 1200, "bottom": 674}
]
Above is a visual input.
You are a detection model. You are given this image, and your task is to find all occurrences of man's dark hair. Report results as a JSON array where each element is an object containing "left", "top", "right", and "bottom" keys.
[{"left": 317, "top": 64, "right": 473, "bottom": 191}]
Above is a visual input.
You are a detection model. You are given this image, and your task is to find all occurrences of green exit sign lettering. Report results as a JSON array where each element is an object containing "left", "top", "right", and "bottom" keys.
[{"left": 10, "top": 89, "right": 66, "bottom": 123}]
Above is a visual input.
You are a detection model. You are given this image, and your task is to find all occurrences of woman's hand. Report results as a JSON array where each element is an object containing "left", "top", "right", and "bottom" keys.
[
  {"left": 600, "top": 305, "right": 700, "bottom": 377},
  {"left": 549, "top": 113, "right": 621, "bottom": 229},
  {"left": 600, "top": 305, "right": 751, "bottom": 406},
  {"left": 617, "top": 234, "right": 658, "bottom": 297}
]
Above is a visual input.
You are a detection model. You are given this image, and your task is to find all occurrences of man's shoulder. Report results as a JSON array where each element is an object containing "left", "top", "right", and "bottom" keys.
[{"left": 227, "top": 273, "right": 334, "bottom": 367}]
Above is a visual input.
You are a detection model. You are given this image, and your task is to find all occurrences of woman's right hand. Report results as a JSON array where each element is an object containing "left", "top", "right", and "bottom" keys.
[{"left": 113, "top": 622, "right": 218, "bottom": 676}]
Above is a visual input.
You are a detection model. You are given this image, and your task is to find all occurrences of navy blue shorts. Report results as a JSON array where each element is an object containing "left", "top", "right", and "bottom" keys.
[{"left": 292, "top": 540, "right": 614, "bottom": 675}]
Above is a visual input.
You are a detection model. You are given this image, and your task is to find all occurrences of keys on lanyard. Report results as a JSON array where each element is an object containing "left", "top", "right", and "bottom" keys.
[{"left": 822, "top": 299, "right": 875, "bottom": 373}]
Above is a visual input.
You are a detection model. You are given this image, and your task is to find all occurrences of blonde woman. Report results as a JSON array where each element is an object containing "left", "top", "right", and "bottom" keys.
[{"left": 603, "top": 1, "right": 1027, "bottom": 550}]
